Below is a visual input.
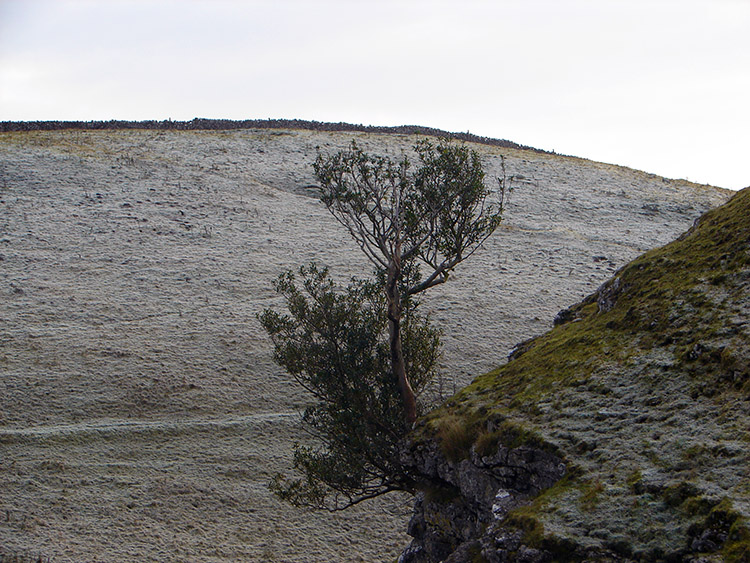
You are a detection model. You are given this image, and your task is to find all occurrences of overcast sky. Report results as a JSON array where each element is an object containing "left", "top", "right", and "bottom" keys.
[{"left": 1, "top": 0, "right": 748, "bottom": 190}]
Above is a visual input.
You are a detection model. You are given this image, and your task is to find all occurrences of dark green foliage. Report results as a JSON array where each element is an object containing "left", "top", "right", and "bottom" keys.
[
  {"left": 312, "top": 139, "right": 505, "bottom": 298},
  {"left": 262, "top": 140, "right": 505, "bottom": 510},
  {"left": 260, "top": 264, "right": 440, "bottom": 510},
  {"left": 311, "top": 139, "right": 505, "bottom": 427},
  {"left": 662, "top": 482, "right": 701, "bottom": 508}
]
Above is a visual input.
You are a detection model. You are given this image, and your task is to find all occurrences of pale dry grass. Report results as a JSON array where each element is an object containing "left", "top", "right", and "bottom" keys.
[{"left": 0, "top": 128, "right": 730, "bottom": 561}]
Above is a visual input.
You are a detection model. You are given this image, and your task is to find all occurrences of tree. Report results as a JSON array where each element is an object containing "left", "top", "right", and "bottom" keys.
[
  {"left": 260, "top": 139, "right": 507, "bottom": 510},
  {"left": 313, "top": 139, "right": 506, "bottom": 424},
  {"left": 259, "top": 264, "right": 440, "bottom": 509}
]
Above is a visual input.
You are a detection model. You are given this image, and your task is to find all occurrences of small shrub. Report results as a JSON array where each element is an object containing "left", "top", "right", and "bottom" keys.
[{"left": 437, "top": 415, "right": 480, "bottom": 462}]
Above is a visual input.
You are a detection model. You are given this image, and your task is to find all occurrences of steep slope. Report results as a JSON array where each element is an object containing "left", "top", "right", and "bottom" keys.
[
  {"left": 401, "top": 188, "right": 750, "bottom": 562},
  {"left": 0, "top": 126, "right": 731, "bottom": 561}
]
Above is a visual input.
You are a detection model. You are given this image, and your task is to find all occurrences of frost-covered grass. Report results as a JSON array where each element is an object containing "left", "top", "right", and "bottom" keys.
[
  {"left": 0, "top": 127, "right": 730, "bottom": 561},
  {"left": 422, "top": 188, "right": 750, "bottom": 560}
]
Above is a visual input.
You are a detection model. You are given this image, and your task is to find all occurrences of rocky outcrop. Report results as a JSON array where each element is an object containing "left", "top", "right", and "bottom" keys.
[
  {"left": 400, "top": 425, "right": 565, "bottom": 563},
  {"left": 399, "top": 188, "right": 750, "bottom": 562}
]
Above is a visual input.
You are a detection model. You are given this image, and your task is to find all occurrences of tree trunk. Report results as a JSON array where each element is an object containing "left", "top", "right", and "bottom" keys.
[{"left": 386, "top": 259, "right": 417, "bottom": 425}]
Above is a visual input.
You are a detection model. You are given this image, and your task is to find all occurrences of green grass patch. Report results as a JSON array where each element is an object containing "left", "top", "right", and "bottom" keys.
[
  {"left": 427, "top": 409, "right": 561, "bottom": 463},
  {"left": 475, "top": 420, "right": 560, "bottom": 457},
  {"left": 433, "top": 413, "right": 482, "bottom": 462},
  {"left": 438, "top": 188, "right": 750, "bottom": 421},
  {"left": 578, "top": 479, "right": 605, "bottom": 511}
]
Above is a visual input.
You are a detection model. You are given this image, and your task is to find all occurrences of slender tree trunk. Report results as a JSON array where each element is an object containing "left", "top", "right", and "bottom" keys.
[{"left": 386, "top": 258, "right": 417, "bottom": 425}]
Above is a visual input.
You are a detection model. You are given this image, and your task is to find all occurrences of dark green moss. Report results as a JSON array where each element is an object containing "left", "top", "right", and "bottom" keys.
[
  {"left": 604, "top": 538, "right": 634, "bottom": 559},
  {"left": 683, "top": 498, "right": 750, "bottom": 561},
  {"left": 539, "top": 536, "right": 581, "bottom": 561},
  {"left": 724, "top": 518, "right": 750, "bottom": 562},
  {"left": 501, "top": 469, "right": 585, "bottom": 544},
  {"left": 683, "top": 496, "right": 718, "bottom": 518},
  {"left": 504, "top": 510, "right": 544, "bottom": 547},
  {"left": 504, "top": 505, "right": 584, "bottom": 561},
  {"left": 626, "top": 469, "right": 644, "bottom": 493},
  {"left": 474, "top": 420, "right": 560, "bottom": 458},
  {"left": 706, "top": 498, "right": 742, "bottom": 532},
  {"left": 467, "top": 541, "right": 487, "bottom": 563},
  {"left": 662, "top": 482, "right": 701, "bottom": 508},
  {"left": 473, "top": 428, "right": 502, "bottom": 457}
]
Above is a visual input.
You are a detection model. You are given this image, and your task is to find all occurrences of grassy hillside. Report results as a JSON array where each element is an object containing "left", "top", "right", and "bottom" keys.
[
  {"left": 0, "top": 127, "right": 732, "bottom": 562},
  {"left": 423, "top": 187, "right": 750, "bottom": 560}
]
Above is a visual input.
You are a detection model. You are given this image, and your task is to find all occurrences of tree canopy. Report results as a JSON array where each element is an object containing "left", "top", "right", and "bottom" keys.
[
  {"left": 313, "top": 139, "right": 504, "bottom": 296},
  {"left": 313, "top": 140, "right": 505, "bottom": 423},
  {"left": 260, "top": 139, "right": 507, "bottom": 510}
]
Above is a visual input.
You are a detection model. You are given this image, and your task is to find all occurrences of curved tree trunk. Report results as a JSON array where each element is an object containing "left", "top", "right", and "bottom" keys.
[{"left": 386, "top": 259, "right": 417, "bottom": 425}]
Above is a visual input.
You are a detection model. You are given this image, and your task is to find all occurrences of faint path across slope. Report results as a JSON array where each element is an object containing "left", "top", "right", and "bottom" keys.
[{"left": 0, "top": 412, "right": 299, "bottom": 443}]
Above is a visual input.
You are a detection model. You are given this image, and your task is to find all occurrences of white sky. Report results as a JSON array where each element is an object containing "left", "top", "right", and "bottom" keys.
[{"left": 1, "top": 0, "right": 748, "bottom": 190}]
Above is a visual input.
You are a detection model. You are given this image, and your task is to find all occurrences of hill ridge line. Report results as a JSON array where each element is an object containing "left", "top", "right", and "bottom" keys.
[{"left": 0, "top": 118, "right": 548, "bottom": 154}]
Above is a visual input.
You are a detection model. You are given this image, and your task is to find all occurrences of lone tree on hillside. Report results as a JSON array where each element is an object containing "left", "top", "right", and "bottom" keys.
[
  {"left": 260, "top": 139, "right": 507, "bottom": 509},
  {"left": 313, "top": 140, "right": 506, "bottom": 424}
]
